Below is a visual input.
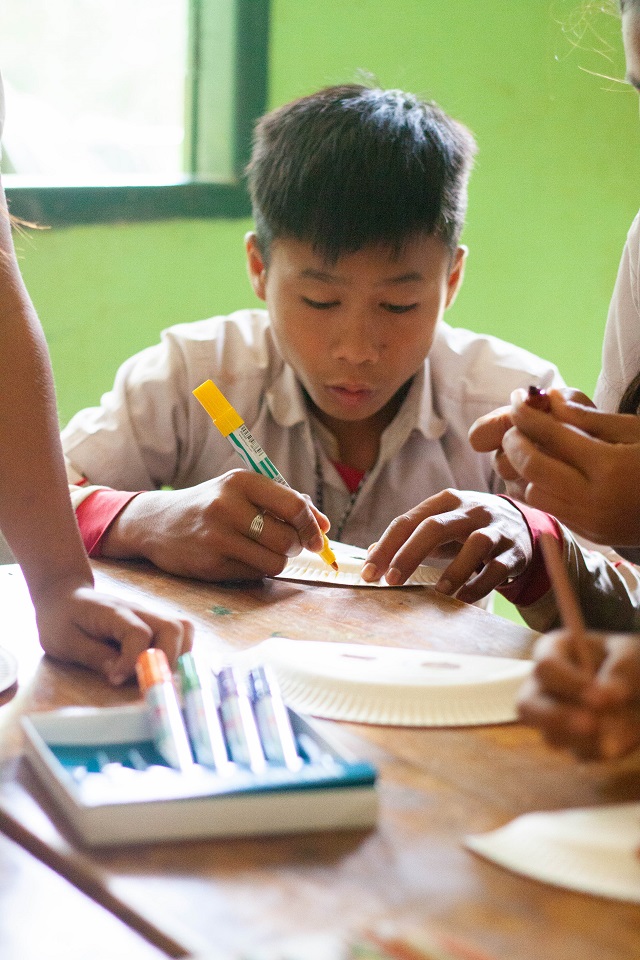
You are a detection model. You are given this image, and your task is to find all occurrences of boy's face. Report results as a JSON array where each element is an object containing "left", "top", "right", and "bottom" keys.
[{"left": 246, "top": 232, "right": 465, "bottom": 438}]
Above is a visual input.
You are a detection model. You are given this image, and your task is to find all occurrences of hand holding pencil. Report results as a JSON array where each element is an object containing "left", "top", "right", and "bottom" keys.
[
  {"left": 517, "top": 533, "right": 640, "bottom": 761},
  {"left": 193, "top": 379, "right": 338, "bottom": 571}
]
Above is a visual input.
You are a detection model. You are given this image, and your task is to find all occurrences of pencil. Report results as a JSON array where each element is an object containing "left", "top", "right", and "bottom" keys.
[{"left": 539, "top": 532, "right": 592, "bottom": 672}]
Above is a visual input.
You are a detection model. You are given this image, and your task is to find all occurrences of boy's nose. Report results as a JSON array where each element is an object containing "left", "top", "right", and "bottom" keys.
[{"left": 331, "top": 316, "right": 381, "bottom": 365}]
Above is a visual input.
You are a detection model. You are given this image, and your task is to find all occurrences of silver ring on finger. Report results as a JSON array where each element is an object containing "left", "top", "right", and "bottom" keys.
[{"left": 248, "top": 511, "right": 265, "bottom": 541}]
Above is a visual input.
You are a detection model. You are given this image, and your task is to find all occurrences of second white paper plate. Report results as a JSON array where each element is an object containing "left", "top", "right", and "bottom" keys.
[
  {"left": 238, "top": 638, "right": 533, "bottom": 727},
  {"left": 466, "top": 802, "right": 640, "bottom": 903}
]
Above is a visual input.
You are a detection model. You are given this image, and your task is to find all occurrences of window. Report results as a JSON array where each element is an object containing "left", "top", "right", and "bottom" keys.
[{"left": 0, "top": 0, "right": 270, "bottom": 224}]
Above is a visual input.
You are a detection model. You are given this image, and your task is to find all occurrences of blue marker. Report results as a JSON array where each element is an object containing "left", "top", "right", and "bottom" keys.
[
  {"left": 217, "top": 666, "right": 266, "bottom": 772},
  {"left": 248, "top": 665, "right": 302, "bottom": 771}
]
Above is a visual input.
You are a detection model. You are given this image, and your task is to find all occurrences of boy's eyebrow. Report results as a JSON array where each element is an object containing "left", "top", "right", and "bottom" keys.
[
  {"left": 383, "top": 271, "right": 425, "bottom": 285},
  {"left": 299, "top": 268, "right": 425, "bottom": 285}
]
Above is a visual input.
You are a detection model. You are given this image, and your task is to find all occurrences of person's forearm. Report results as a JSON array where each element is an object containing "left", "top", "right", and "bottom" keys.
[
  {"left": 0, "top": 193, "right": 93, "bottom": 598},
  {"left": 515, "top": 526, "right": 640, "bottom": 634}
]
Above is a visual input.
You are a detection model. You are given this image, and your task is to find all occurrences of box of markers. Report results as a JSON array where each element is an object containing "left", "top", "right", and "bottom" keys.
[{"left": 20, "top": 660, "right": 377, "bottom": 848}]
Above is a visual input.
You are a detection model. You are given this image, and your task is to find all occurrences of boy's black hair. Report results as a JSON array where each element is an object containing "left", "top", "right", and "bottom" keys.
[{"left": 246, "top": 84, "right": 477, "bottom": 263}]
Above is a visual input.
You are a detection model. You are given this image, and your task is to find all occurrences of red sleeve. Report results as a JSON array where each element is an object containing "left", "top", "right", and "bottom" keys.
[
  {"left": 75, "top": 490, "right": 140, "bottom": 558},
  {"left": 497, "top": 497, "right": 563, "bottom": 607}
]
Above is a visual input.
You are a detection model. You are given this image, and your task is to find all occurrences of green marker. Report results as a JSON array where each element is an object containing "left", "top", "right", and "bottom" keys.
[
  {"left": 192, "top": 379, "right": 339, "bottom": 572},
  {"left": 177, "top": 652, "right": 231, "bottom": 771}
]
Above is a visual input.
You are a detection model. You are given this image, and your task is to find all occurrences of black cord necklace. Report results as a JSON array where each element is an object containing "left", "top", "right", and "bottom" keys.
[{"left": 313, "top": 449, "right": 368, "bottom": 543}]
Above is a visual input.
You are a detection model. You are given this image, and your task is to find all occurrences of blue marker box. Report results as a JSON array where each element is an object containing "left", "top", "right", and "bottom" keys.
[{"left": 21, "top": 703, "right": 377, "bottom": 847}]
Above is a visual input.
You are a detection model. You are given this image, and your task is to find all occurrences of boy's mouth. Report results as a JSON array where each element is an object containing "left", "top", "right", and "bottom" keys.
[{"left": 326, "top": 384, "right": 376, "bottom": 407}]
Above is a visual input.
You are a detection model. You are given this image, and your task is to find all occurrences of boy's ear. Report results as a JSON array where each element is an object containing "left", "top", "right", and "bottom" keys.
[
  {"left": 444, "top": 245, "right": 467, "bottom": 310},
  {"left": 245, "top": 231, "right": 267, "bottom": 301}
]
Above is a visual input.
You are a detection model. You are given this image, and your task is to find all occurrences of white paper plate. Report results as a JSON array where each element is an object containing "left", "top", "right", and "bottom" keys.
[
  {"left": 0, "top": 644, "right": 18, "bottom": 694},
  {"left": 466, "top": 802, "right": 640, "bottom": 903},
  {"left": 237, "top": 638, "right": 533, "bottom": 727},
  {"left": 275, "top": 540, "right": 441, "bottom": 588}
]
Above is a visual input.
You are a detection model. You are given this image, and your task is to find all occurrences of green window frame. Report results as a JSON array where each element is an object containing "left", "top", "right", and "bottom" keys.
[{"left": 4, "top": 0, "right": 270, "bottom": 226}]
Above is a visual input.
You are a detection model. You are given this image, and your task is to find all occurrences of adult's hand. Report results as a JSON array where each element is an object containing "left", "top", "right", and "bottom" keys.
[
  {"left": 517, "top": 628, "right": 640, "bottom": 761},
  {"left": 501, "top": 389, "right": 640, "bottom": 545},
  {"left": 36, "top": 583, "right": 193, "bottom": 686}
]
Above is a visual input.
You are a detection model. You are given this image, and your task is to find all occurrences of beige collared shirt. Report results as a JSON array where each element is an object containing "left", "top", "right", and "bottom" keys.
[{"left": 63, "top": 309, "right": 564, "bottom": 550}]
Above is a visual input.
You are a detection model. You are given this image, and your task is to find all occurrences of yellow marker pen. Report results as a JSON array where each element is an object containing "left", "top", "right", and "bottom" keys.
[{"left": 193, "top": 379, "right": 339, "bottom": 571}]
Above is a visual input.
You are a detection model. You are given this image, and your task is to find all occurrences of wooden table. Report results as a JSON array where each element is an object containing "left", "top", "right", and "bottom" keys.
[
  {"left": 0, "top": 561, "right": 638, "bottom": 960},
  {"left": 0, "top": 829, "right": 170, "bottom": 960}
]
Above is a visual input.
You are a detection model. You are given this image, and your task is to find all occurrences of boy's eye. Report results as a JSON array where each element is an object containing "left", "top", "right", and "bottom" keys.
[
  {"left": 381, "top": 302, "right": 419, "bottom": 314},
  {"left": 302, "top": 297, "right": 340, "bottom": 309}
]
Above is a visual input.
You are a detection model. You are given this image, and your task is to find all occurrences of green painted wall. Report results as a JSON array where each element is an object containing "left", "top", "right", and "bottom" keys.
[
  {"left": 16, "top": 0, "right": 640, "bottom": 425},
  {"left": 11, "top": 0, "right": 640, "bottom": 619}
]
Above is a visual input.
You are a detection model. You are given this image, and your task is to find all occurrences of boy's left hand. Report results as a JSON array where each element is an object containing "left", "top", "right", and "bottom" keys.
[{"left": 361, "top": 489, "right": 532, "bottom": 603}]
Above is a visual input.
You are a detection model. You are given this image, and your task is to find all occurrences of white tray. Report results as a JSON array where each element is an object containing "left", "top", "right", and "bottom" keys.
[{"left": 22, "top": 703, "right": 377, "bottom": 847}]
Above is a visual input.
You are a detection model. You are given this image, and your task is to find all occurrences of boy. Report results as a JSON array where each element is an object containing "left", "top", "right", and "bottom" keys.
[{"left": 61, "top": 84, "right": 565, "bottom": 584}]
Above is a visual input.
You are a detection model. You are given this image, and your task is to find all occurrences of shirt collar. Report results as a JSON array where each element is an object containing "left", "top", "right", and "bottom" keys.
[
  {"left": 392, "top": 360, "right": 447, "bottom": 442},
  {"left": 266, "top": 362, "right": 310, "bottom": 427},
  {"left": 264, "top": 357, "right": 447, "bottom": 441}
]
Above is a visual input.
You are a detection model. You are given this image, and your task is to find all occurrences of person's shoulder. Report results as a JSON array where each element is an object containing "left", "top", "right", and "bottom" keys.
[
  {"left": 627, "top": 210, "right": 640, "bottom": 238},
  {"left": 161, "top": 308, "right": 270, "bottom": 345},
  {"left": 430, "top": 321, "right": 563, "bottom": 399},
  {"left": 157, "top": 309, "right": 283, "bottom": 411},
  {"left": 625, "top": 210, "right": 640, "bottom": 254}
]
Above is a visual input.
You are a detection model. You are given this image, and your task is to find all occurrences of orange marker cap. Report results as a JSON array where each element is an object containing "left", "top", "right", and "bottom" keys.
[{"left": 136, "top": 648, "right": 172, "bottom": 693}]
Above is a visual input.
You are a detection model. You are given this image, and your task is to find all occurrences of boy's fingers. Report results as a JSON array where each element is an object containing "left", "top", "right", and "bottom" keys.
[
  {"left": 240, "top": 473, "right": 328, "bottom": 552},
  {"left": 468, "top": 405, "right": 513, "bottom": 452},
  {"left": 362, "top": 513, "right": 424, "bottom": 582},
  {"left": 433, "top": 528, "right": 500, "bottom": 597},
  {"left": 454, "top": 557, "right": 516, "bottom": 604},
  {"left": 361, "top": 492, "right": 461, "bottom": 581},
  {"left": 288, "top": 502, "right": 327, "bottom": 553}
]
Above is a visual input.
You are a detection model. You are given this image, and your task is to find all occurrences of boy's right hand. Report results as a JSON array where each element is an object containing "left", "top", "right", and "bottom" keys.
[{"left": 101, "top": 468, "right": 330, "bottom": 581}]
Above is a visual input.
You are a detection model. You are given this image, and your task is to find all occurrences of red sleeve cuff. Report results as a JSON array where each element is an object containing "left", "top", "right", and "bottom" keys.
[
  {"left": 497, "top": 497, "right": 562, "bottom": 607},
  {"left": 75, "top": 490, "right": 140, "bottom": 557}
]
